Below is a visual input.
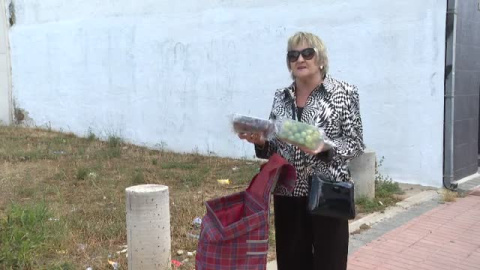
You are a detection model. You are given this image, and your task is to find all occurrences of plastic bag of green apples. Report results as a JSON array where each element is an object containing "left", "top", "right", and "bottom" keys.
[
  {"left": 232, "top": 114, "right": 333, "bottom": 151},
  {"left": 275, "top": 118, "right": 333, "bottom": 151}
]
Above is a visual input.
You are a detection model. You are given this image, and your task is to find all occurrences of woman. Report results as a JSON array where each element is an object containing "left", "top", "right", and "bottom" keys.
[{"left": 239, "top": 32, "right": 364, "bottom": 270}]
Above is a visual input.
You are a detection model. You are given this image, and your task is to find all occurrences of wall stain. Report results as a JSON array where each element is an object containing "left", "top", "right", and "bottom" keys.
[
  {"left": 8, "top": 1, "right": 15, "bottom": 26},
  {"left": 174, "top": 42, "right": 186, "bottom": 65},
  {"left": 430, "top": 72, "right": 437, "bottom": 96},
  {"left": 12, "top": 101, "right": 34, "bottom": 126}
]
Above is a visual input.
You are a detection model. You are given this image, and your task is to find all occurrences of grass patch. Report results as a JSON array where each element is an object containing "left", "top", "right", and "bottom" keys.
[
  {"left": 15, "top": 186, "right": 36, "bottom": 199},
  {"left": 93, "top": 135, "right": 124, "bottom": 159},
  {"left": 183, "top": 167, "right": 210, "bottom": 188},
  {"left": 0, "top": 202, "right": 66, "bottom": 268},
  {"left": 0, "top": 126, "right": 265, "bottom": 269},
  {"left": 355, "top": 196, "right": 382, "bottom": 213},
  {"left": 356, "top": 179, "right": 404, "bottom": 213},
  {"left": 96, "top": 147, "right": 122, "bottom": 159},
  {"left": 76, "top": 167, "right": 89, "bottom": 180},
  {"left": 161, "top": 162, "right": 198, "bottom": 170},
  {"left": 46, "top": 262, "right": 76, "bottom": 270},
  {"left": 375, "top": 178, "right": 403, "bottom": 198},
  {"left": 131, "top": 168, "right": 146, "bottom": 185}
]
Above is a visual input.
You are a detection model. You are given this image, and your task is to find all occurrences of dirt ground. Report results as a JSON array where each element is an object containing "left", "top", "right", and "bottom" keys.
[{"left": 397, "top": 182, "right": 438, "bottom": 198}]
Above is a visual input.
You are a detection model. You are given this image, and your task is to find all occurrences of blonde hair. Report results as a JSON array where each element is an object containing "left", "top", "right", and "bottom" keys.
[{"left": 286, "top": 32, "right": 329, "bottom": 77}]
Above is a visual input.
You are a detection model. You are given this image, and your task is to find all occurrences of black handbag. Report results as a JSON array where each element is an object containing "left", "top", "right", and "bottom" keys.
[{"left": 307, "top": 174, "right": 356, "bottom": 220}]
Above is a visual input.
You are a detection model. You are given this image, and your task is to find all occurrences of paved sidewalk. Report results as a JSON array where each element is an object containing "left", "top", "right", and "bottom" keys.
[
  {"left": 348, "top": 188, "right": 480, "bottom": 270},
  {"left": 266, "top": 191, "right": 441, "bottom": 270}
]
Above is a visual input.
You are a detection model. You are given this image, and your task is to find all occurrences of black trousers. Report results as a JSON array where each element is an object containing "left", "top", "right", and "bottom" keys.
[{"left": 273, "top": 195, "right": 349, "bottom": 270}]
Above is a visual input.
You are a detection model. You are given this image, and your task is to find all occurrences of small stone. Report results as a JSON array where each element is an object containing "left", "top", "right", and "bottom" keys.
[
  {"left": 187, "top": 252, "right": 194, "bottom": 257},
  {"left": 177, "top": 250, "right": 184, "bottom": 255}
]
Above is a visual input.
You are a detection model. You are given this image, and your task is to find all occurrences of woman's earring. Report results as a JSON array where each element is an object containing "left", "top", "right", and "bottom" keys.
[{"left": 320, "top": 66, "right": 324, "bottom": 70}]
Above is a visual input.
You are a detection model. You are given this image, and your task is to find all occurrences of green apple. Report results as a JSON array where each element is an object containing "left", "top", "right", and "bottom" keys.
[{"left": 278, "top": 119, "right": 324, "bottom": 150}]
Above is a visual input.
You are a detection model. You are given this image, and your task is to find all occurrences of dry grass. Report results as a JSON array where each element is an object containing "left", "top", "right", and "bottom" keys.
[
  {"left": 0, "top": 126, "right": 262, "bottom": 269},
  {"left": 441, "top": 188, "right": 458, "bottom": 203},
  {"left": 0, "top": 126, "right": 409, "bottom": 269}
]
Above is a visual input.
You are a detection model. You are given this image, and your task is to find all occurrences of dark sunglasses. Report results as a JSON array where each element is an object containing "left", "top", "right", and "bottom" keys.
[{"left": 287, "top": 48, "right": 316, "bottom": 62}]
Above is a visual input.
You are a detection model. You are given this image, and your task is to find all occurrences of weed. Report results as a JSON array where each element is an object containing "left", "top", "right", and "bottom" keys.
[
  {"left": 54, "top": 170, "right": 67, "bottom": 182},
  {"left": 132, "top": 168, "right": 145, "bottom": 185},
  {"left": 107, "top": 135, "right": 123, "bottom": 148},
  {"left": 76, "top": 167, "right": 89, "bottom": 180},
  {"left": 375, "top": 178, "right": 403, "bottom": 198},
  {"left": 87, "top": 129, "right": 96, "bottom": 142},
  {"left": 355, "top": 196, "right": 383, "bottom": 213},
  {"left": 156, "top": 141, "right": 168, "bottom": 153},
  {"left": 441, "top": 189, "right": 458, "bottom": 202},
  {"left": 355, "top": 157, "right": 404, "bottom": 213}
]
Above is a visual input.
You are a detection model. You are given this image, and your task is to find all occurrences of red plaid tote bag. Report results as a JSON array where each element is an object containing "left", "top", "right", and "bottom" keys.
[{"left": 195, "top": 154, "right": 296, "bottom": 270}]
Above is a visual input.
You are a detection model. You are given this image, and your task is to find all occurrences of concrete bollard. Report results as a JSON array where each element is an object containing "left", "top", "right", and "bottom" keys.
[
  {"left": 126, "top": 184, "right": 171, "bottom": 270},
  {"left": 349, "top": 149, "right": 376, "bottom": 200}
]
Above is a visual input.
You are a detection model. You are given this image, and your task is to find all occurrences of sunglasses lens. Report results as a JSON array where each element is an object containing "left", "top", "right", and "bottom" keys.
[
  {"left": 288, "top": 48, "right": 316, "bottom": 62},
  {"left": 287, "top": 51, "right": 300, "bottom": 62},
  {"left": 301, "top": 48, "right": 315, "bottom": 60}
]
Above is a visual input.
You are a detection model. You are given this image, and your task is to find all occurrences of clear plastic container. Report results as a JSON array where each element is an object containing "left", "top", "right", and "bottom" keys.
[
  {"left": 232, "top": 114, "right": 276, "bottom": 139},
  {"left": 275, "top": 118, "right": 327, "bottom": 151}
]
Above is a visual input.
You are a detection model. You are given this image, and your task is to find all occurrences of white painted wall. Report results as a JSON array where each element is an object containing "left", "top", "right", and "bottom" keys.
[
  {"left": 9, "top": 0, "right": 446, "bottom": 187},
  {"left": 0, "top": 0, "right": 12, "bottom": 125}
]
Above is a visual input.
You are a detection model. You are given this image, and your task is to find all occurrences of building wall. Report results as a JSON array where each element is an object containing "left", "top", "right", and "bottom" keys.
[
  {"left": 9, "top": 0, "right": 446, "bottom": 186},
  {"left": 453, "top": 0, "right": 480, "bottom": 180},
  {"left": 0, "top": 0, "right": 12, "bottom": 125}
]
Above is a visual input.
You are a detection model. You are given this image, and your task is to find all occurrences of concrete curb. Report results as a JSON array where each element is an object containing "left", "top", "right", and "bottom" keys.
[
  {"left": 266, "top": 190, "right": 440, "bottom": 270},
  {"left": 349, "top": 190, "right": 439, "bottom": 233}
]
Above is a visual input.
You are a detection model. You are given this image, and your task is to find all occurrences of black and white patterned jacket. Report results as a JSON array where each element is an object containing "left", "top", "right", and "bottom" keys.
[{"left": 255, "top": 74, "right": 365, "bottom": 197}]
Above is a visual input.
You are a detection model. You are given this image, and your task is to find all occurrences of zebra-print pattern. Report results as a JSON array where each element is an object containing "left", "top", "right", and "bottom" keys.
[{"left": 257, "top": 74, "right": 365, "bottom": 197}]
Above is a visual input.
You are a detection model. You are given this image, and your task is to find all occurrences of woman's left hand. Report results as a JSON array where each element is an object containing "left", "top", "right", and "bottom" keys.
[{"left": 299, "top": 142, "right": 326, "bottom": 155}]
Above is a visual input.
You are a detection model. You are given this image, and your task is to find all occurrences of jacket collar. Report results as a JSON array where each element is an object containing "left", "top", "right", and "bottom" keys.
[{"left": 285, "top": 74, "right": 334, "bottom": 100}]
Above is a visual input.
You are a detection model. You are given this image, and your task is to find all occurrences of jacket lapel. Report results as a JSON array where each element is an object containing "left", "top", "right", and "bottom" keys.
[{"left": 322, "top": 74, "right": 335, "bottom": 94}]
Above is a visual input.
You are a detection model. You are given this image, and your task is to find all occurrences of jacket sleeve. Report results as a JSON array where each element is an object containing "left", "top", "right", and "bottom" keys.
[
  {"left": 330, "top": 86, "right": 365, "bottom": 161},
  {"left": 254, "top": 140, "right": 277, "bottom": 159},
  {"left": 254, "top": 92, "right": 281, "bottom": 159}
]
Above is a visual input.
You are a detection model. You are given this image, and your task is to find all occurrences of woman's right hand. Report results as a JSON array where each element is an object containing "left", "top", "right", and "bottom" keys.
[{"left": 238, "top": 132, "right": 266, "bottom": 146}]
